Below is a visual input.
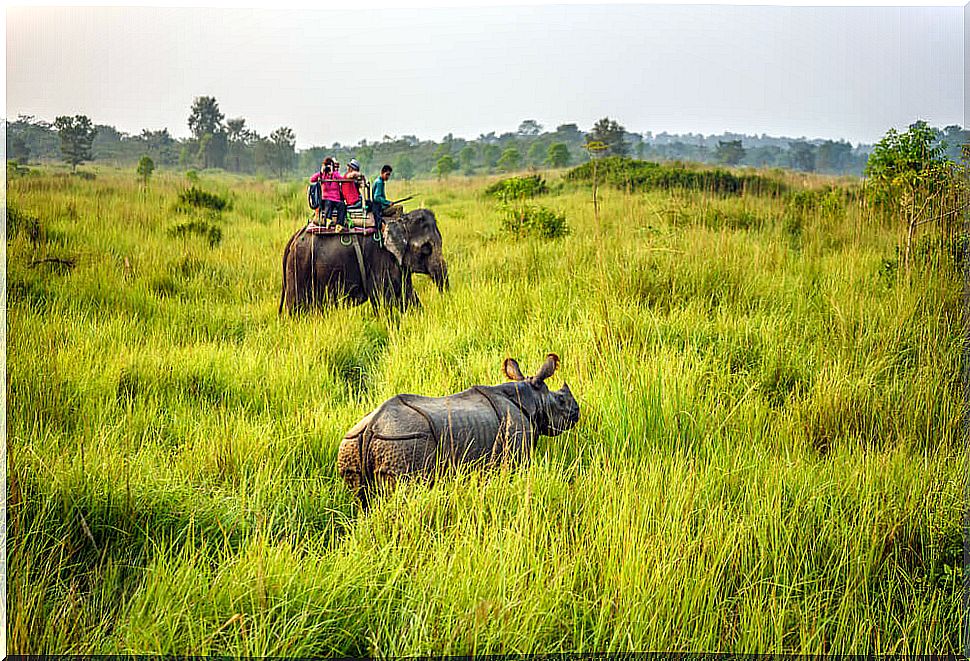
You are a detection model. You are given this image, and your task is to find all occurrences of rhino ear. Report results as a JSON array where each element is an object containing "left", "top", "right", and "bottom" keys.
[
  {"left": 533, "top": 353, "right": 560, "bottom": 382},
  {"left": 382, "top": 219, "right": 407, "bottom": 264},
  {"left": 503, "top": 358, "right": 525, "bottom": 381}
]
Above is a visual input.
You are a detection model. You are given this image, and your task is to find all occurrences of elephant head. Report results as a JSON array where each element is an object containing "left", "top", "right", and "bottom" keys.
[
  {"left": 502, "top": 353, "right": 580, "bottom": 436},
  {"left": 382, "top": 209, "right": 449, "bottom": 292}
]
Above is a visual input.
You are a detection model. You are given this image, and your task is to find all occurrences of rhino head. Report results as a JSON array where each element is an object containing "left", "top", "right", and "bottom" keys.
[{"left": 502, "top": 353, "right": 580, "bottom": 436}]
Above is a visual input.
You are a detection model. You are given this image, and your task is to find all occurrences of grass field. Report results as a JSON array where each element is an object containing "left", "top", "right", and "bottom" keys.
[{"left": 5, "top": 162, "right": 966, "bottom": 654}]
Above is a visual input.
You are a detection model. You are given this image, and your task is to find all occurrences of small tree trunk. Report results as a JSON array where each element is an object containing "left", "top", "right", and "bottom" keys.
[{"left": 592, "top": 158, "right": 599, "bottom": 232}]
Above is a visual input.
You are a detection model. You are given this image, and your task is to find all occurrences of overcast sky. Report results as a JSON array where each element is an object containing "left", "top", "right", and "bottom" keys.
[{"left": 5, "top": 3, "right": 965, "bottom": 148}]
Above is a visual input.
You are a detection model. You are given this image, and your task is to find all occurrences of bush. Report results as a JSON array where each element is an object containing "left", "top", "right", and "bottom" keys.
[
  {"left": 484, "top": 174, "right": 548, "bottom": 201},
  {"left": 501, "top": 204, "right": 569, "bottom": 239},
  {"left": 6, "top": 206, "right": 43, "bottom": 244},
  {"left": 565, "top": 156, "right": 787, "bottom": 196},
  {"left": 7, "top": 160, "right": 32, "bottom": 178},
  {"left": 169, "top": 219, "right": 222, "bottom": 247},
  {"left": 176, "top": 187, "right": 230, "bottom": 213}
]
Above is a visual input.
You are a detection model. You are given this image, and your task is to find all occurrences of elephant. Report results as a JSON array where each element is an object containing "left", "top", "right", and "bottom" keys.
[
  {"left": 337, "top": 354, "right": 580, "bottom": 506},
  {"left": 278, "top": 208, "right": 449, "bottom": 314}
]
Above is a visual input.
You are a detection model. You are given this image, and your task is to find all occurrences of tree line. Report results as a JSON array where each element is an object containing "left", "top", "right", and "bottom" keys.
[{"left": 6, "top": 95, "right": 968, "bottom": 180}]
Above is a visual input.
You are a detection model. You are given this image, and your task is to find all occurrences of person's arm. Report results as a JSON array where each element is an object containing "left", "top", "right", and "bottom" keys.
[{"left": 373, "top": 179, "right": 390, "bottom": 207}]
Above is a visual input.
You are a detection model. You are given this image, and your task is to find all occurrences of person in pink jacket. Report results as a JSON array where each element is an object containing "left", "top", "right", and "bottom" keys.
[{"left": 309, "top": 157, "right": 344, "bottom": 226}]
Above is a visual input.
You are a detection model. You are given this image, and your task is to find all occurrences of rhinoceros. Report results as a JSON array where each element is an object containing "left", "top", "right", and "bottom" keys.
[{"left": 337, "top": 353, "right": 580, "bottom": 504}]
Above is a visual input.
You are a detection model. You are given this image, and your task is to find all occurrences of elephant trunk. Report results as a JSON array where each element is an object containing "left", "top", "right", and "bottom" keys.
[{"left": 431, "top": 253, "right": 449, "bottom": 292}]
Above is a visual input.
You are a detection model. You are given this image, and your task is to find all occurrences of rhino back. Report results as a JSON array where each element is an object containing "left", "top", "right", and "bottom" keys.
[{"left": 400, "top": 388, "right": 534, "bottom": 466}]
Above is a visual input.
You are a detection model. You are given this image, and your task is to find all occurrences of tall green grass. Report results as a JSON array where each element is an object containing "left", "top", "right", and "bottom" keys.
[{"left": 6, "top": 163, "right": 965, "bottom": 654}]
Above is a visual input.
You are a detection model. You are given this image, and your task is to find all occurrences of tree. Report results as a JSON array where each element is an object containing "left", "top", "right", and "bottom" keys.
[
  {"left": 397, "top": 155, "right": 415, "bottom": 180},
  {"left": 139, "top": 129, "right": 177, "bottom": 166},
  {"left": 482, "top": 144, "right": 502, "bottom": 171},
  {"left": 546, "top": 142, "right": 570, "bottom": 168},
  {"left": 816, "top": 140, "right": 853, "bottom": 173},
  {"left": 583, "top": 141, "right": 608, "bottom": 229},
  {"left": 941, "top": 124, "right": 968, "bottom": 163},
  {"left": 788, "top": 140, "right": 817, "bottom": 172},
  {"left": 497, "top": 147, "right": 522, "bottom": 172},
  {"left": 715, "top": 139, "right": 745, "bottom": 166},
  {"left": 435, "top": 154, "right": 457, "bottom": 178},
  {"left": 269, "top": 127, "right": 296, "bottom": 180},
  {"left": 526, "top": 141, "right": 546, "bottom": 168},
  {"left": 9, "top": 134, "right": 29, "bottom": 164},
  {"left": 53, "top": 115, "right": 97, "bottom": 172},
  {"left": 589, "top": 117, "right": 628, "bottom": 156},
  {"left": 188, "top": 96, "right": 224, "bottom": 140},
  {"left": 518, "top": 119, "right": 543, "bottom": 137},
  {"left": 188, "top": 96, "right": 225, "bottom": 168},
  {"left": 226, "top": 118, "right": 256, "bottom": 172},
  {"left": 865, "top": 120, "right": 954, "bottom": 271},
  {"left": 136, "top": 155, "right": 155, "bottom": 187},
  {"left": 458, "top": 145, "right": 476, "bottom": 175}
]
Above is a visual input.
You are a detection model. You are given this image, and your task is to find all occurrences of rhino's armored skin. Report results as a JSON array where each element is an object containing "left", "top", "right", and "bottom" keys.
[{"left": 338, "top": 354, "right": 579, "bottom": 504}]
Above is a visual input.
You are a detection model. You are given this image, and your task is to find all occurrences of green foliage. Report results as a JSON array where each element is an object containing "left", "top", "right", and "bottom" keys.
[
  {"left": 188, "top": 96, "right": 224, "bottom": 140},
  {"left": 458, "top": 146, "right": 476, "bottom": 175},
  {"left": 169, "top": 218, "right": 223, "bottom": 247},
  {"left": 501, "top": 203, "right": 569, "bottom": 239},
  {"left": 483, "top": 174, "right": 548, "bottom": 201},
  {"left": 53, "top": 115, "right": 97, "bottom": 172},
  {"left": 865, "top": 120, "right": 949, "bottom": 210},
  {"left": 715, "top": 139, "right": 745, "bottom": 166},
  {"left": 269, "top": 126, "right": 296, "bottom": 180},
  {"left": 589, "top": 117, "right": 628, "bottom": 156},
  {"left": 188, "top": 96, "right": 227, "bottom": 169},
  {"left": 9, "top": 133, "right": 30, "bottom": 164},
  {"left": 7, "top": 160, "right": 33, "bottom": 179},
  {"left": 545, "top": 142, "right": 571, "bottom": 168},
  {"left": 788, "top": 140, "right": 817, "bottom": 172},
  {"left": 435, "top": 154, "right": 457, "bottom": 178},
  {"left": 6, "top": 205, "right": 44, "bottom": 244},
  {"left": 526, "top": 141, "right": 546, "bottom": 167},
  {"left": 5, "top": 164, "right": 964, "bottom": 656},
  {"left": 496, "top": 147, "right": 522, "bottom": 172},
  {"left": 517, "top": 119, "right": 543, "bottom": 136},
  {"left": 397, "top": 155, "right": 415, "bottom": 180},
  {"left": 136, "top": 156, "right": 155, "bottom": 185},
  {"left": 481, "top": 144, "right": 502, "bottom": 170},
  {"left": 176, "top": 186, "right": 230, "bottom": 212},
  {"left": 565, "top": 156, "right": 787, "bottom": 196}
]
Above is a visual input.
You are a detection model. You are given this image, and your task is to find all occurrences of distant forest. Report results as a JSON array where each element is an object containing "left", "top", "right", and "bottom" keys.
[{"left": 6, "top": 96, "right": 968, "bottom": 179}]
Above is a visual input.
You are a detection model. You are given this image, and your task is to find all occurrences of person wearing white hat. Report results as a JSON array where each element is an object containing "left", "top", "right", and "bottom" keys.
[{"left": 341, "top": 158, "right": 365, "bottom": 214}]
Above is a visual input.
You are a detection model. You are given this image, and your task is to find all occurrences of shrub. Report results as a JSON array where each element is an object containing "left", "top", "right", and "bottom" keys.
[
  {"left": 169, "top": 219, "right": 222, "bottom": 247},
  {"left": 176, "top": 186, "right": 230, "bottom": 213},
  {"left": 501, "top": 204, "right": 569, "bottom": 239},
  {"left": 484, "top": 174, "right": 548, "bottom": 201},
  {"left": 7, "top": 160, "right": 32, "bottom": 178},
  {"left": 565, "top": 156, "right": 787, "bottom": 196},
  {"left": 6, "top": 206, "right": 44, "bottom": 244}
]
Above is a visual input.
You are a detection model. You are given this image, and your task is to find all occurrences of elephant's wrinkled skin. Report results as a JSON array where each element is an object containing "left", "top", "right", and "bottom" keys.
[
  {"left": 337, "top": 354, "right": 580, "bottom": 505},
  {"left": 279, "top": 209, "right": 448, "bottom": 313}
]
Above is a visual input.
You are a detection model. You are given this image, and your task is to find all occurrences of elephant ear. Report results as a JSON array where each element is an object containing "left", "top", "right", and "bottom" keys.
[
  {"left": 503, "top": 358, "right": 525, "bottom": 381},
  {"left": 382, "top": 219, "right": 407, "bottom": 265},
  {"left": 533, "top": 353, "right": 560, "bottom": 383}
]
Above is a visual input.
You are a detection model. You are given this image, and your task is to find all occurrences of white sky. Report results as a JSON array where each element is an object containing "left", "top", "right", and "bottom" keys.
[{"left": 5, "top": 2, "right": 966, "bottom": 148}]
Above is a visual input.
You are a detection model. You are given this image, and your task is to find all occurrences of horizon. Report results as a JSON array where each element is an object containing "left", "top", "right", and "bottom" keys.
[{"left": 6, "top": 4, "right": 965, "bottom": 149}]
